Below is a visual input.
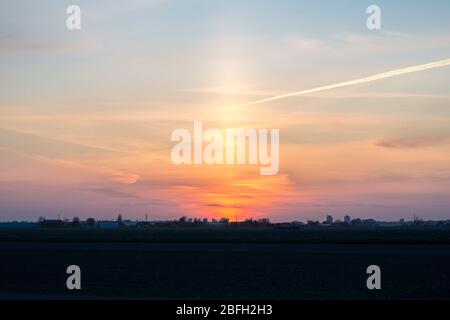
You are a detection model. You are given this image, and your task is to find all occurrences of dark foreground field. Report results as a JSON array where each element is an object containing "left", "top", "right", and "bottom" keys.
[
  {"left": 0, "top": 227, "right": 450, "bottom": 300},
  {"left": 1, "top": 226, "right": 450, "bottom": 244}
]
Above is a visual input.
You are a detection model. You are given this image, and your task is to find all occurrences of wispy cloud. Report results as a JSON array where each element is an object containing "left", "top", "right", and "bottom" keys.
[
  {"left": 221, "top": 58, "right": 450, "bottom": 110},
  {"left": 34, "top": 156, "right": 140, "bottom": 184},
  {"left": 0, "top": 127, "right": 125, "bottom": 159},
  {"left": 283, "top": 35, "right": 330, "bottom": 51},
  {"left": 178, "top": 85, "right": 282, "bottom": 97},
  {"left": 0, "top": 33, "right": 98, "bottom": 53},
  {"left": 376, "top": 134, "right": 450, "bottom": 149}
]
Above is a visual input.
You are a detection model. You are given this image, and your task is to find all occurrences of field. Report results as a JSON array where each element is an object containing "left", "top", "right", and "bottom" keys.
[
  {"left": 1, "top": 226, "right": 450, "bottom": 243},
  {"left": 0, "top": 227, "right": 449, "bottom": 299}
]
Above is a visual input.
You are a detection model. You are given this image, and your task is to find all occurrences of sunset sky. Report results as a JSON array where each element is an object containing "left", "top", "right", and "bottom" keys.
[{"left": 1, "top": 0, "right": 450, "bottom": 222}]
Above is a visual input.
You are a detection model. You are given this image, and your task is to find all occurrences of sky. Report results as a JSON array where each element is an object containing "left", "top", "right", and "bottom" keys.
[{"left": 1, "top": 0, "right": 450, "bottom": 222}]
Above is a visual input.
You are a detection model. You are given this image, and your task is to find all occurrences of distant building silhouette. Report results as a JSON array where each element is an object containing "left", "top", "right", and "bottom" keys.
[
  {"left": 219, "top": 218, "right": 230, "bottom": 224},
  {"left": 40, "top": 219, "right": 64, "bottom": 228}
]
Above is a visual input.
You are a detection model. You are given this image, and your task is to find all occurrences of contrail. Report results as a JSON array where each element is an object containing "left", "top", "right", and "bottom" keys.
[{"left": 222, "top": 58, "right": 450, "bottom": 110}]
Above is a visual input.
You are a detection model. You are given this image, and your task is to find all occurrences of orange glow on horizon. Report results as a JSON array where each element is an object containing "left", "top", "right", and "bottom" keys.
[{"left": 164, "top": 164, "right": 296, "bottom": 221}]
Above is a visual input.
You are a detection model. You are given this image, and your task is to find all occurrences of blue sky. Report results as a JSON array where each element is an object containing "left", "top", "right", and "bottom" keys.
[{"left": 2, "top": 0, "right": 450, "bottom": 106}]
